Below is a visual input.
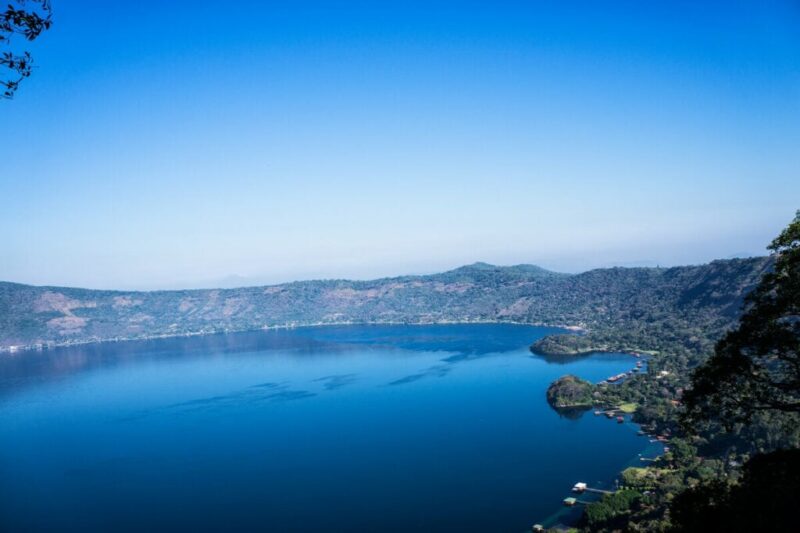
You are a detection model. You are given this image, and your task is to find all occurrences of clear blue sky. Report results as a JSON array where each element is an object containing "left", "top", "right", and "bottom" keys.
[{"left": 2, "top": 1, "right": 799, "bottom": 289}]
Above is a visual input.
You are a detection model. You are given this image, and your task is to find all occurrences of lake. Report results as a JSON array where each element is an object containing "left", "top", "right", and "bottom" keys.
[{"left": 0, "top": 324, "right": 656, "bottom": 532}]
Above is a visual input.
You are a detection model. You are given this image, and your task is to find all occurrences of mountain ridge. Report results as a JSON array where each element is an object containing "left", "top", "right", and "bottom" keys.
[
  {"left": 0, "top": 257, "right": 772, "bottom": 352},
  {"left": 0, "top": 261, "right": 565, "bottom": 292}
]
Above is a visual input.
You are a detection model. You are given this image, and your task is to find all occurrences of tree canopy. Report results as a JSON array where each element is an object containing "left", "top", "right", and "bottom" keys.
[
  {"left": 2, "top": 0, "right": 52, "bottom": 98},
  {"left": 684, "top": 211, "right": 800, "bottom": 427},
  {"left": 670, "top": 448, "right": 800, "bottom": 531}
]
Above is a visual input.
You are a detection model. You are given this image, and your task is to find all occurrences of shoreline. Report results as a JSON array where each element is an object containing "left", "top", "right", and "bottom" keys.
[{"left": 1, "top": 319, "right": 585, "bottom": 356}]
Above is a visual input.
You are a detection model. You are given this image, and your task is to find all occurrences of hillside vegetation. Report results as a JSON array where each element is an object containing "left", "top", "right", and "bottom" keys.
[{"left": 0, "top": 258, "right": 770, "bottom": 352}]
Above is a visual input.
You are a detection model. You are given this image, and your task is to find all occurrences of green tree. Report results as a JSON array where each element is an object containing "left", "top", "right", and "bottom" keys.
[
  {"left": 683, "top": 211, "right": 800, "bottom": 428},
  {"left": 583, "top": 490, "right": 641, "bottom": 530},
  {"left": 2, "top": 0, "right": 52, "bottom": 98},
  {"left": 666, "top": 438, "right": 697, "bottom": 469}
]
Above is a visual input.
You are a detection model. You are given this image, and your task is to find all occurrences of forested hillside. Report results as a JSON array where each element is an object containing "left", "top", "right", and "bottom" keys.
[{"left": 0, "top": 257, "right": 771, "bottom": 352}]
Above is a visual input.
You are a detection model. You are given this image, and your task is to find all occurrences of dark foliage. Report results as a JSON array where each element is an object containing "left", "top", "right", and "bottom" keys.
[
  {"left": 684, "top": 211, "right": 800, "bottom": 427},
  {"left": 582, "top": 489, "right": 642, "bottom": 530},
  {"left": 1, "top": 0, "right": 52, "bottom": 98},
  {"left": 670, "top": 448, "right": 800, "bottom": 532}
]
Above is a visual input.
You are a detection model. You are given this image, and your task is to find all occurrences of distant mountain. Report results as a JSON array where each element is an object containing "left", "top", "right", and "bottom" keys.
[{"left": 0, "top": 258, "right": 772, "bottom": 352}]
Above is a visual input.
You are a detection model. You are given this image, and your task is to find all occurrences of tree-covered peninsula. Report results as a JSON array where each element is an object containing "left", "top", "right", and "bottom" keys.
[{"left": 531, "top": 334, "right": 606, "bottom": 357}]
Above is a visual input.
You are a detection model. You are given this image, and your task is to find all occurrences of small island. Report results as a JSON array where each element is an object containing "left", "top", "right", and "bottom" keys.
[{"left": 546, "top": 374, "right": 595, "bottom": 409}]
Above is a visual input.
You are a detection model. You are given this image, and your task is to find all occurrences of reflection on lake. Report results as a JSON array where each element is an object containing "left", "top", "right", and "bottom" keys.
[{"left": 0, "top": 324, "right": 652, "bottom": 532}]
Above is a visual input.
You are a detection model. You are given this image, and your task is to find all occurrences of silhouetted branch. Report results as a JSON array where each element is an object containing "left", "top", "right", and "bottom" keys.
[{"left": 1, "top": 0, "right": 52, "bottom": 99}]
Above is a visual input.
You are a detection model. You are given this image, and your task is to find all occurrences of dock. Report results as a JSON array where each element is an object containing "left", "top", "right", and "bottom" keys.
[
  {"left": 572, "top": 482, "right": 615, "bottom": 495},
  {"left": 584, "top": 487, "right": 614, "bottom": 495},
  {"left": 562, "top": 496, "right": 592, "bottom": 506}
]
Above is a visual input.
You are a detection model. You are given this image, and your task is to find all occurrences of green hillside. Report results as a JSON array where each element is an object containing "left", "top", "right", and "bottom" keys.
[{"left": 0, "top": 257, "right": 771, "bottom": 354}]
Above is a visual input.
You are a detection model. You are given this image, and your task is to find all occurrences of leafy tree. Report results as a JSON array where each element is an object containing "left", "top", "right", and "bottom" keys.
[
  {"left": 666, "top": 438, "right": 697, "bottom": 468},
  {"left": 620, "top": 467, "right": 658, "bottom": 490},
  {"left": 583, "top": 490, "right": 642, "bottom": 530},
  {"left": 683, "top": 211, "right": 800, "bottom": 427},
  {"left": 670, "top": 212, "right": 800, "bottom": 531},
  {"left": 2, "top": 0, "right": 52, "bottom": 98}
]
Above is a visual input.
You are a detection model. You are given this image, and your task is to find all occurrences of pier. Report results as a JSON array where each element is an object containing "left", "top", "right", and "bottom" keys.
[
  {"left": 572, "top": 482, "right": 615, "bottom": 495},
  {"left": 563, "top": 496, "right": 592, "bottom": 506},
  {"left": 530, "top": 481, "right": 617, "bottom": 528}
]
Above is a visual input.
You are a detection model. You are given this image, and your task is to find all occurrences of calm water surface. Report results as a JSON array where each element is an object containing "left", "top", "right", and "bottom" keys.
[{"left": 0, "top": 324, "right": 652, "bottom": 532}]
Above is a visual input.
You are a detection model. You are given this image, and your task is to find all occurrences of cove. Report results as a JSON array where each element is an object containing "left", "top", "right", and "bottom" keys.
[{"left": 0, "top": 324, "right": 653, "bottom": 532}]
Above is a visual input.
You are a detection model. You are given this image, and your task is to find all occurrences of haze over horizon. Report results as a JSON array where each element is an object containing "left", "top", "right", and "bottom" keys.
[
  {"left": 2, "top": 1, "right": 798, "bottom": 290},
  {"left": 0, "top": 253, "right": 772, "bottom": 292}
]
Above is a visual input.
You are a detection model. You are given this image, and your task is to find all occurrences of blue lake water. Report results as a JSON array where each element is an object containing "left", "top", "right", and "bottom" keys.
[{"left": 0, "top": 324, "right": 653, "bottom": 532}]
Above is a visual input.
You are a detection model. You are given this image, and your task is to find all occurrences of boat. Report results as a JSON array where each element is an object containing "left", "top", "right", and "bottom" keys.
[{"left": 606, "top": 372, "right": 627, "bottom": 383}]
